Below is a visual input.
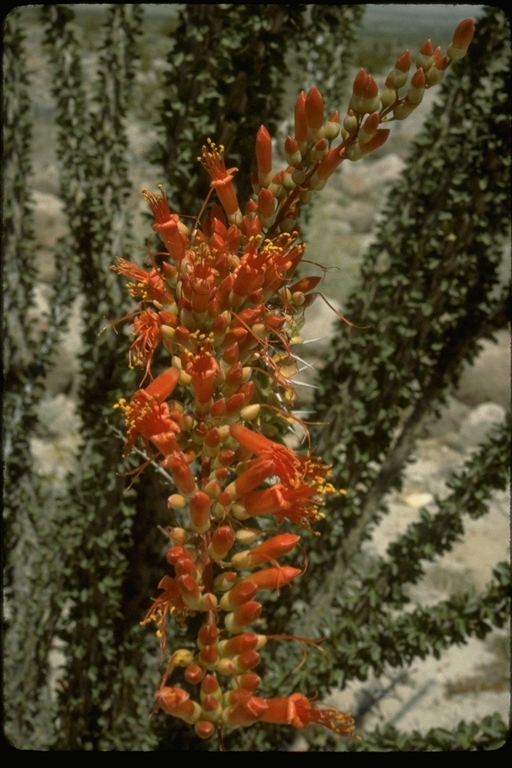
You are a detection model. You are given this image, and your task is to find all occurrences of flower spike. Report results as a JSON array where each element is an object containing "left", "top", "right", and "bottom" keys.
[{"left": 112, "top": 16, "right": 474, "bottom": 746}]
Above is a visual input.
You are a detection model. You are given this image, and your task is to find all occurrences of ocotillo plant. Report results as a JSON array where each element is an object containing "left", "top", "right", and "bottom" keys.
[{"left": 113, "top": 20, "right": 476, "bottom": 748}]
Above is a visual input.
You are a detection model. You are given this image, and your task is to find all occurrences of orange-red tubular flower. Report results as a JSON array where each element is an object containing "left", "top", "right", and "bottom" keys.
[
  {"left": 200, "top": 140, "right": 241, "bottom": 220},
  {"left": 142, "top": 188, "right": 188, "bottom": 261},
  {"left": 316, "top": 146, "right": 345, "bottom": 181},
  {"left": 190, "top": 491, "right": 211, "bottom": 534},
  {"left": 224, "top": 600, "right": 262, "bottom": 634},
  {"left": 145, "top": 367, "right": 182, "bottom": 401},
  {"left": 231, "top": 533, "right": 300, "bottom": 570},
  {"left": 130, "top": 308, "right": 173, "bottom": 372},
  {"left": 222, "top": 692, "right": 268, "bottom": 728},
  {"left": 112, "top": 258, "right": 174, "bottom": 305},
  {"left": 239, "top": 566, "right": 301, "bottom": 591},
  {"left": 256, "top": 125, "right": 273, "bottom": 177},
  {"left": 229, "top": 423, "right": 331, "bottom": 491},
  {"left": 242, "top": 483, "right": 324, "bottom": 528},
  {"left": 162, "top": 452, "right": 197, "bottom": 495},
  {"left": 184, "top": 348, "right": 221, "bottom": 405},
  {"left": 114, "top": 367, "right": 181, "bottom": 455},
  {"left": 305, "top": 86, "right": 324, "bottom": 132},
  {"left": 228, "top": 458, "right": 277, "bottom": 497},
  {"left": 155, "top": 687, "right": 201, "bottom": 725},
  {"left": 261, "top": 693, "right": 356, "bottom": 737}
]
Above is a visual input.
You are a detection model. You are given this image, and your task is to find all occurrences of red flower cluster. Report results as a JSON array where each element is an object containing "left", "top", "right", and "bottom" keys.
[{"left": 113, "top": 17, "right": 474, "bottom": 747}]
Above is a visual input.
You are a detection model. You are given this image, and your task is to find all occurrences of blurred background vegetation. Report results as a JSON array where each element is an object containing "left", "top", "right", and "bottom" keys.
[{"left": 3, "top": 4, "right": 509, "bottom": 751}]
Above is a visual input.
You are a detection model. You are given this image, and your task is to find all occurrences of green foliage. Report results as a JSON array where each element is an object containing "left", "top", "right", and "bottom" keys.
[
  {"left": 332, "top": 712, "right": 508, "bottom": 751},
  {"left": 3, "top": 10, "right": 66, "bottom": 747},
  {"left": 3, "top": 3, "right": 509, "bottom": 752}
]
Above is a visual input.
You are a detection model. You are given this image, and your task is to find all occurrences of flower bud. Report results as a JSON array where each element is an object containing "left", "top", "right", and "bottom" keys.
[
  {"left": 231, "top": 533, "right": 300, "bottom": 569},
  {"left": 240, "top": 565, "right": 301, "bottom": 591},
  {"left": 450, "top": 17, "right": 475, "bottom": 53},
  {"left": 218, "top": 632, "right": 266, "bottom": 657},
  {"left": 406, "top": 68, "right": 426, "bottom": 104},
  {"left": 305, "top": 86, "right": 324, "bottom": 138},
  {"left": 167, "top": 493, "right": 186, "bottom": 510},
  {"left": 222, "top": 694, "right": 268, "bottom": 727},
  {"left": 258, "top": 187, "right": 276, "bottom": 219},
  {"left": 188, "top": 491, "right": 210, "bottom": 534},
  {"left": 324, "top": 110, "right": 341, "bottom": 141},
  {"left": 209, "top": 525, "right": 236, "bottom": 560},
  {"left": 198, "top": 645, "right": 219, "bottom": 668},
  {"left": 294, "top": 91, "right": 308, "bottom": 144},
  {"left": 240, "top": 403, "right": 261, "bottom": 422},
  {"left": 236, "top": 673, "right": 261, "bottom": 691},
  {"left": 156, "top": 687, "right": 201, "bottom": 725},
  {"left": 291, "top": 163, "right": 306, "bottom": 185},
  {"left": 380, "top": 87, "right": 396, "bottom": 109},
  {"left": 235, "top": 528, "right": 261, "bottom": 546},
  {"left": 224, "top": 600, "right": 262, "bottom": 633},
  {"left": 218, "top": 649, "right": 260, "bottom": 674},
  {"left": 220, "top": 580, "right": 259, "bottom": 610},
  {"left": 162, "top": 452, "right": 197, "bottom": 495},
  {"left": 284, "top": 135, "right": 302, "bottom": 166},
  {"left": 255, "top": 125, "right": 273, "bottom": 182},
  {"left": 358, "top": 111, "right": 380, "bottom": 144},
  {"left": 308, "top": 138, "right": 328, "bottom": 163},
  {"left": 185, "top": 664, "right": 204, "bottom": 684},
  {"left": 214, "top": 571, "right": 237, "bottom": 592},
  {"left": 343, "top": 110, "right": 358, "bottom": 135},
  {"left": 416, "top": 39, "right": 434, "bottom": 71},
  {"left": 195, "top": 720, "right": 215, "bottom": 739}
]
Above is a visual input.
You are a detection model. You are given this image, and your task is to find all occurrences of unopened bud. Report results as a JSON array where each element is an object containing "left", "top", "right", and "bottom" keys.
[
  {"left": 380, "top": 87, "right": 396, "bottom": 109},
  {"left": 209, "top": 525, "right": 236, "bottom": 560},
  {"left": 294, "top": 91, "right": 308, "bottom": 144},
  {"left": 358, "top": 111, "right": 380, "bottom": 144},
  {"left": 219, "top": 580, "right": 259, "bottom": 610},
  {"left": 240, "top": 403, "right": 261, "bottom": 421},
  {"left": 451, "top": 17, "right": 475, "bottom": 51},
  {"left": 291, "top": 163, "right": 306, "bottom": 185},
  {"left": 324, "top": 110, "right": 341, "bottom": 141},
  {"left": 258, "top": 187, "right": 276, "bottom": 219},
  {"left": 305, "top": 86, "right": 324, "bottom": 139},
  {"left": 308, "top": 138, "right": 327, "bottom": 162},
  {"left": 426, "top": 65, "right": 444, "bottom": 87},
  {"left": 190, "top": 491, "right": 211, "bottom": 534},
  {"left": 416, "top": 39, "right": 434, "bottom": 71},
  {"left": 198, "top": 645, "right": 219, "bottom": 669},
  {"left": 255, "top": 125, "right": 273, "bottom": 179},
  {"left": 284, "top": 135, "right": 302, "bottom": 166},
  {"left": 235, "top": 528, "right": 262, "bottom": 546},
  {"left": 406, "top": 68, "right": 425, "bottom": 104},
  {"left": 342, "top": 115, "right": 357, "bottom": 140},
  {"left": 224, "top": 600, "right": 262, "bottom": 634},
  {"left": 195, "top": 720, "right": 215, "bottom": 739},
  {"left": 214, "top": 571, "right": 237, "bottom": 592},
  {"left": 185, "top": 664, "right": 205, "bottom": 684},
  {"left": 168, "top": 493, "right": 186, "bottom": 510}
]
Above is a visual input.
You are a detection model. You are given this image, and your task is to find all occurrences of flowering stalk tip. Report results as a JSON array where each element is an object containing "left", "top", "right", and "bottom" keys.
[{"left": 112, "top": 17, "right": 474, "bottom": 746}]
